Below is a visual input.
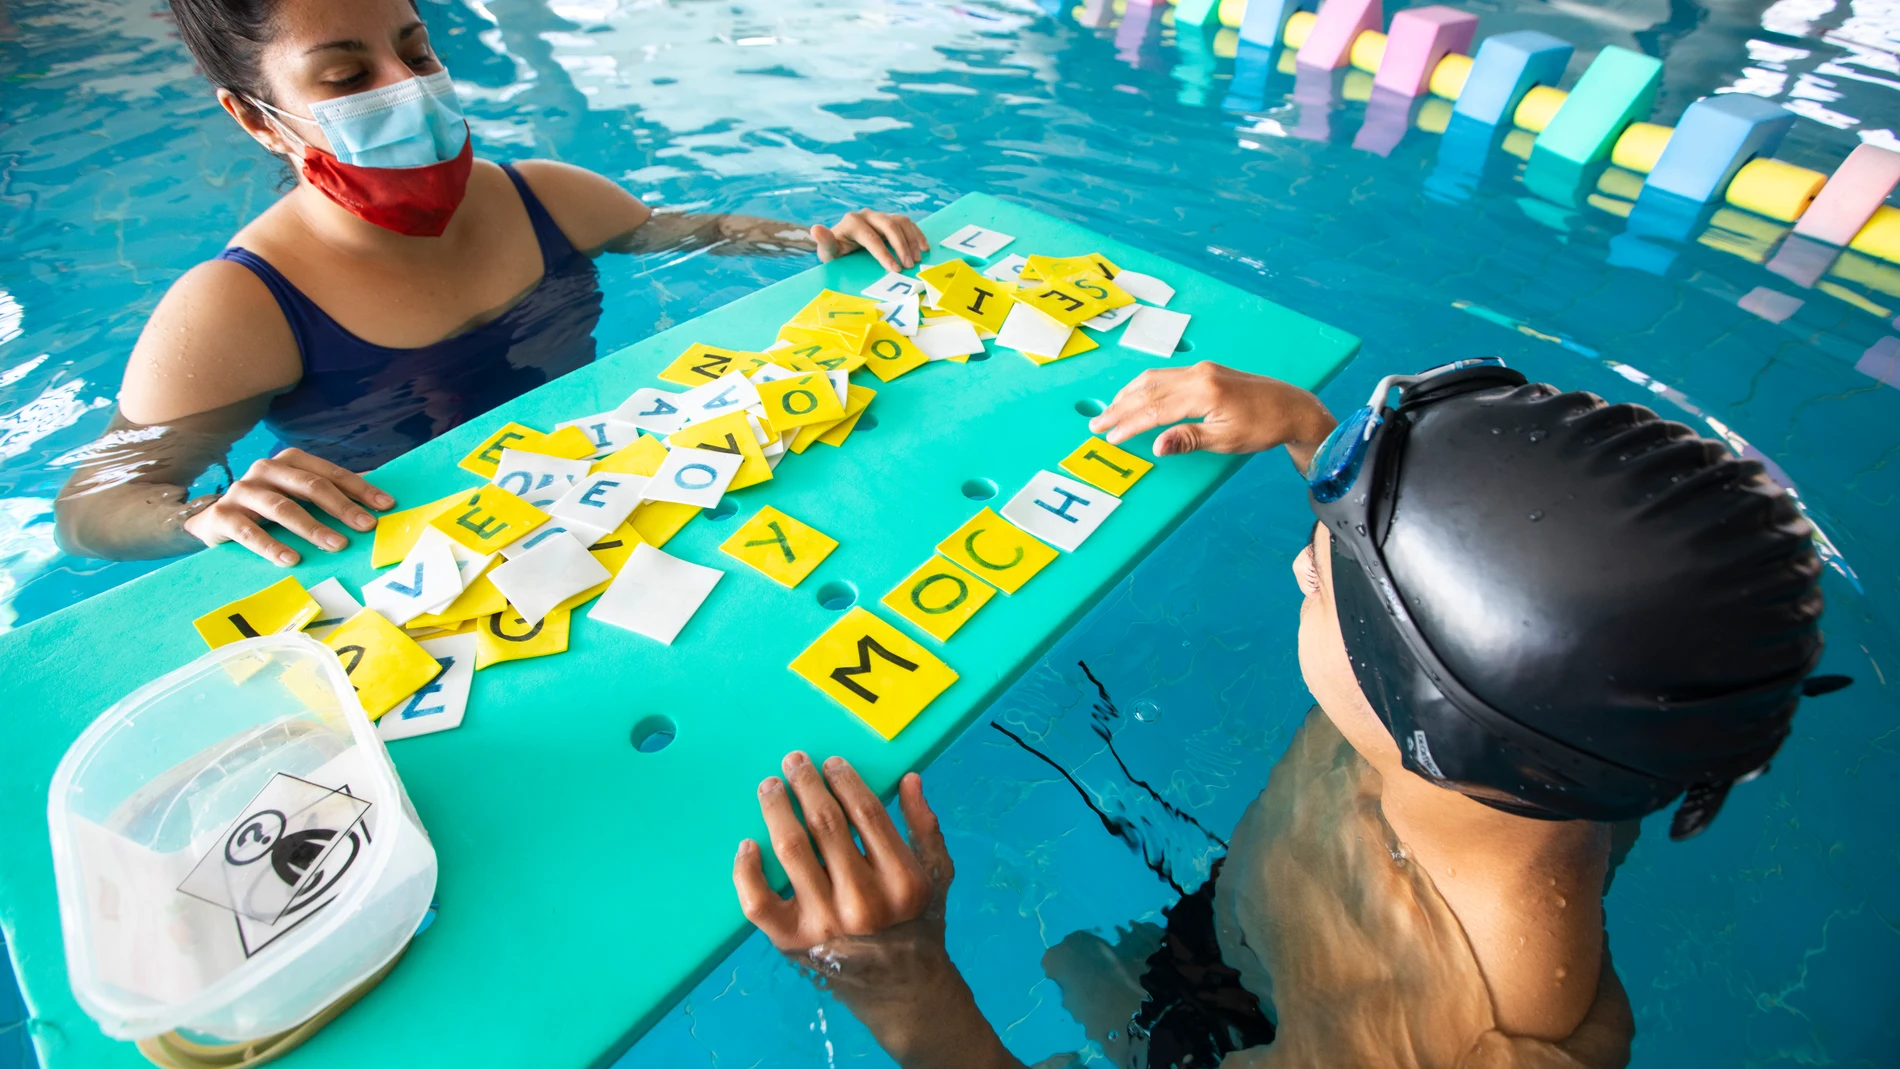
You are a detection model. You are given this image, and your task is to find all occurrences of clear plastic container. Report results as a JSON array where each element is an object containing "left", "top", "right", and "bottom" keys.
[{"left": 48, "top": 633, "right": 437, "bottom": 1043}]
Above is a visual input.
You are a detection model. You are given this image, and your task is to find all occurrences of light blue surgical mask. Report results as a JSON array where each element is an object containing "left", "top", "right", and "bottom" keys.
[{"left": 255, "top": 70, "right": 467, "bottom": 170}]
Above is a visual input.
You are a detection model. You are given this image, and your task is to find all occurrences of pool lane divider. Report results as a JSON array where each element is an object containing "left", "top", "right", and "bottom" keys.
[{"left": 1225, "top": 0, "right": 1900, "bottom": 274}]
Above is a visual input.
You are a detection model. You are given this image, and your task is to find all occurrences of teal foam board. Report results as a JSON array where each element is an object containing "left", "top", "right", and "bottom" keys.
[
  {"left": 0, "top": 193, "right": 1358, "bottom": 1068},
  {"left": 1532, "top": 45, "right": 1662, "bottom": 166}
]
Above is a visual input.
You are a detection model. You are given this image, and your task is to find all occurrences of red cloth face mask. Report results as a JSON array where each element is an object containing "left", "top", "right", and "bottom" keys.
[{"left": 298, "top": 132, "right": 473, "bottom": 238}]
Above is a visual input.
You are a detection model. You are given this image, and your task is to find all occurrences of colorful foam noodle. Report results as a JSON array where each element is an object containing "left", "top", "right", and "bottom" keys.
[
  {"left": 1295, "top": 0, "right": 1381, "bottom": 70},
  {"left": 1532, "top": 46, "right": 1663, "bottom": 166},
  {"left": 1239, "top": 0, "right": 1308, "bottom": 47},
  {"left": 1793, "top": 143, "right": 1900, "bottom": 246},
  {"left": 1373, "top": 5, "right": 1478, "bottom": 97},
  {"left": 1451, "top": 30, "right": 1573, "bottom": 126},
  {"left": 1644, "top": 94, "right": 1793, "bottom": 203}
]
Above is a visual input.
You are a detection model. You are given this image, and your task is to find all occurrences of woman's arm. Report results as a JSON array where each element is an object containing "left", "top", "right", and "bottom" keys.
[
  {"left": 511, "top": 159, "right": 929, "bottom": 271},
  {"left": 734, "top": 753, "right": 1027, "bottom": 1069},
  {"left": 57, "top": 262, "right": 394, "bottom": 564}
]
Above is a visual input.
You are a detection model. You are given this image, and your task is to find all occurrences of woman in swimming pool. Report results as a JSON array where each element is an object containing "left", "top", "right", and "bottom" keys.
[{"left": 53, "top": 0, "right": 925, "bottom": 566}]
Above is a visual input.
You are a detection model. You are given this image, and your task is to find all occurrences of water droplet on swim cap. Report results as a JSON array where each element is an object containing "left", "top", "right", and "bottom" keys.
[{"left": 1528, "top": 510, "right": 1544, "bottom": 522}]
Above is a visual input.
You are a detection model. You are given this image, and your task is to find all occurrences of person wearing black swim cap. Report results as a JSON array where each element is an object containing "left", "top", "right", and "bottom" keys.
[{"left": 723, "top": 359, "right": 1825, "bottom": 1068}]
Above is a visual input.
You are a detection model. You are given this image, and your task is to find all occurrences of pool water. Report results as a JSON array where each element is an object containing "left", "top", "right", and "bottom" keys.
[{"left": 4, "top": 0, "right": 1899, "bottom": 1066}]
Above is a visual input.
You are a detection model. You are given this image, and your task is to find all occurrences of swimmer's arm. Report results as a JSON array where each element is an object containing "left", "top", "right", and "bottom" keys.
[
  {"left": 735, "top": 756, "right": 1028, "bottom": 1069},
  {"left": 1090, "top": 362, "right": 1337, "bottom": 467},
  {"left": 54, "top": 406, "right": 257, "bottom": 560},
  {"left": 510, "top": 159, "right": 928, "bottom": 271}
]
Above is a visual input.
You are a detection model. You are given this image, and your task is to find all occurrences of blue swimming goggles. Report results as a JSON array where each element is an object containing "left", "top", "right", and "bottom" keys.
[{"left": 1303, "top": 357, "right": 1508, "bottom": 503}]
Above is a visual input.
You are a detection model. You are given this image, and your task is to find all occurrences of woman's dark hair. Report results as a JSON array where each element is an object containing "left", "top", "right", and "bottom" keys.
[{"left": 166, "top": 0, "right": 283, "bottom": 113}]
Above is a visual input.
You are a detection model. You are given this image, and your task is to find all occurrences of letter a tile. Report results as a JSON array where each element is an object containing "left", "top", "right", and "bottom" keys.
[{"left": 789, "top": 607, "right": 958, "bottom": 740}]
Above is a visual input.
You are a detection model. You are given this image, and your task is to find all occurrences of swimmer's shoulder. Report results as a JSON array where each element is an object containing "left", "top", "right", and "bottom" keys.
[
  {"left": 121, "top": 256, "right": 301, "bottom": 424},
  {"left": 505, "top": 158, "right": 653, "bottom": 255}
]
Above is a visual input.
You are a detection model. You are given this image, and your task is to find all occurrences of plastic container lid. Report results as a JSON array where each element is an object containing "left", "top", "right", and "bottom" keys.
[{"left": 48, "top": 633, "right": 437, "bottom": 1042}]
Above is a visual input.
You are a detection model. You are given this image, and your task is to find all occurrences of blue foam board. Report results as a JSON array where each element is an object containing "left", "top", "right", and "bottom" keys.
[
  {"left": 1644, "top": 93, "right": 1794, "bottom": 203},
  {"left": 1452, "top": 30, "right": 1573, "bottom": 127}
]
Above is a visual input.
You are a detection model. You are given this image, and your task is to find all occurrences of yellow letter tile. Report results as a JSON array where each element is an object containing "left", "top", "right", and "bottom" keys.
[
  {"left": 936, "top": 508, "right": 1059, "bottom": 595},
  {"left": 1021, "top": 328, "right": 1101, "bottom": 366},
  {"left": 789, "top": 383, "right": 876, "bottom": 453},
  {"left": 881, "top": 556, "right": 996, "bottom": 642},
  {"left": 1016, "top": 271, "right": 1131, "bottom": 327},
  {"left": 586, "top": 520, "right": 644, "bottom": 574},
  {"left": 861, "top": 321, "right": 929, "bottom": 383},
  {"left": 474, "top": 606, "right": 571, "bottom": 669},
  {"left": 407, "top": 569, "right": 508, "bottom": 630},
  {"left": 755, "top": 372, "right": 847, "bottom": 429},
  {"left": 936, "top": 275, "right": 1014, "bottom": 335},
  {"left": 591, "top": 434, "right": 669, "bottom": 477},
  {"left": 657, "top": 343, "right": 759, "bottom": 387},
  {"left": 537, "top": 425, "right": 599, "bottom": 460},
  {"left": 629, "top": 500, "right": 699, "bottom": 547},
  {"left": 1059, "top": 437, "right": 1154, "bottom": 496},
  {"left": 370, "top": 492, "right": 466, "bottom": 568},
  {"left": 721, "top": 506, "right": 838, "bottom": 587},
  {"left": 429, "top": 485, "right": 551, "bottom": 554},
  {"left": 324, "top": 610, "right": 446, "bottom": 719},
  {"left": 193, "top": 576, "right": 321, "bottom": 650},
  {"left": 458, "top": 421, "right": 545, "bottom": 478},
  {"left": 666, "top": 410, "right": 773, "bottom": 490},
  {"left": 789, "top": 606, "right": 958, "bottom": 740}
]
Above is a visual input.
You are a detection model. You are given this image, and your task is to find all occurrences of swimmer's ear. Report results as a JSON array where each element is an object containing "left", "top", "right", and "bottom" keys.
[{"left": 1801, "top": 674, "right": 1853, "bottom": 698}]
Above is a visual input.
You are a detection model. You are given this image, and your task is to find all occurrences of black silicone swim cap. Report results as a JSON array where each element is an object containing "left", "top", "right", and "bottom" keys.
[{"left": 1314, "top": 367, "right": 1824, "bottom": 837}]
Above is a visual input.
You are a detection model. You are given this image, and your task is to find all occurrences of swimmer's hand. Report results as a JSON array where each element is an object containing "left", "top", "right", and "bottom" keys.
[
  {"left": 183, "top": 448, "right": 394, "bottom": 566},
  {"left": 812, "top": 210, "right": 930, "bottom": 273},
  {"left": 735, "top": 753, "right": 1026, "bottom": 1069},
  {"left": 1090, "top": 361, "right": 1338, "bottom": 469}
]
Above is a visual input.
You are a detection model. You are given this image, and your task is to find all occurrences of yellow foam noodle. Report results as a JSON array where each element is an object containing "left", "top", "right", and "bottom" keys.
[
  {"left": 1849, "top": 205, "right": 1900, "bottom": 265},
  {"left": 457, "top": 421, "right": 547, "bottom": 478},
  {"left": 935, "top": 508, "right": 1059, "bottom": 595},
  {"left": 1513, "top": 86, "right": 1568, "bottom": 133},
  {"left": 1277, "top": 47, "right": 1300, "bottom": 75},
  {"left": 1501, "top": 128, "right": 1536, "bottom": 160},
  {"left": 1342, "top": 70, "right": 1374, "bottom": 103},
  {"left": 428, "top": 485, "right": 551, "bottom": 554},
  {"left": 1416, "top": 97, "right": 1453, "bottom": 135},
  {"left": 474, "top": 607, "right": 570, "bottom": 669},
  {"left": 1283, "top": 9, "right": 1316, "bottom": 47},
  {"left": 629, "top": 500, "right": 699, "bottom": 547},
  {"left": 881, "top": 555, "right": 996, "bottom": 642},
  {"left": 657, "top": 343, "right": 760, "bottom": 387},
  {"left": 791, "top": 383, "right": 876, "bottom": 453},
  {"left": 370, "top": 492, "right": 466, "bottom": 568},
  {"left": 1586, "top": 194, "right": 1634, "bottom": 219},
  {"left": 1350, "top": 30, "right": 1386, "bottom": 73},
  {"left": 324, "top": 610, "right": 445, "bottom": 719},
  {"left": 1596, "top": 166, "right": 1646, "bottom": 202},
  {"left": 1828, "top": 249, "right": 1900, "bottom": 299},
  {"left": 1219, "top": 0, "right": 1246, "bottom": 28},
  {"left": 667, "top": 410, "right": 773, "bottom": 490},
  {"left": 1610, "top": 122, "right": 1673, "bottom": 174},
  {"left": 1726, "top": 158, "right": 1827, "bottom": 224},
  {"left": 788, "top": 606, "right": 958, "bottom": 740},
  {"left": 193, "top": 577, "right": 321, "bottom": 650},
  {"left": 861, "top": 321, "right": 930, "bottom": 383},
  {"left": 756, "top": 372, "right": 847, "bottom": 429},
  {"left": 591, "top": 434, "right": 669, "bottom": 476},
  {"left": 1059, "top": 437, "right": 1154, "bottom": 496},
  {"left": 1429, "top": 53, "right": 1472, "bottom": 100},
  {"left": 720, "top": 505, "right": 838, "bottom": 588},
  {"left": 1816, "top": 280, "right": 1891, "bottom": 317}
]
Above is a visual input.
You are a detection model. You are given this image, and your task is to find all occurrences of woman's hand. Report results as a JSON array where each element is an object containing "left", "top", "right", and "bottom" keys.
[
  {"left": 183, "top": 448, "right": 394, "bottom": 566},
  {"left": 812, "top": 210, "right": 930, "bottom": 272},
  {"left": 1089, "top": 361, "right": 1338, "bottom": 469},
  {"left": 735, "top": 753, "right": 1026, "bottom": 1069}
]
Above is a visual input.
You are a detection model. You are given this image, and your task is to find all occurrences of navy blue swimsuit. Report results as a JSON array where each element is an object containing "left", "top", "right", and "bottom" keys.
[{"left": 219, "top": 164, "right": 603, "bottom": 472}]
